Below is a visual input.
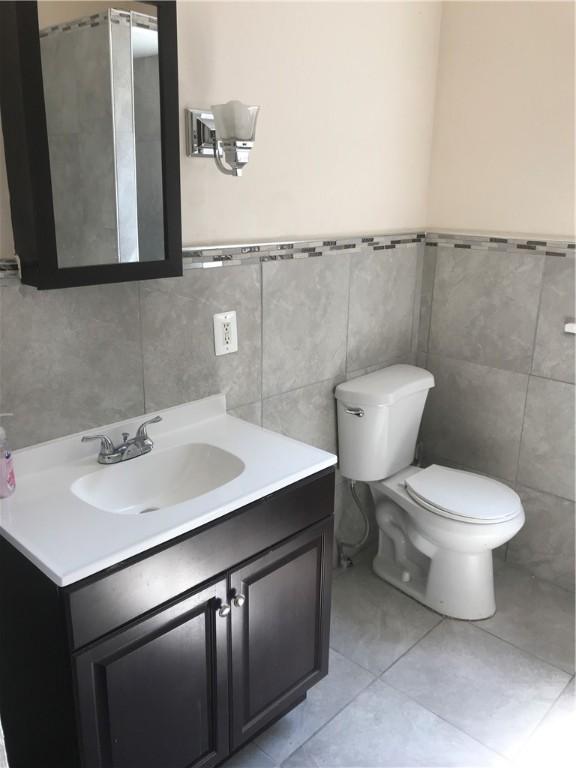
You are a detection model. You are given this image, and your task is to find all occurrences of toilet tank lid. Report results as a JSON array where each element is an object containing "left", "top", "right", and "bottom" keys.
[{"left": 335, "top": 365, "right": 435, "bottom": 407}]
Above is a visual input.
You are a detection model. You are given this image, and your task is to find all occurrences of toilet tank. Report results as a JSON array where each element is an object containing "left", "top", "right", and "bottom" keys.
[{"left": 335, "top": 365, "right": 435, "bottom": 481}]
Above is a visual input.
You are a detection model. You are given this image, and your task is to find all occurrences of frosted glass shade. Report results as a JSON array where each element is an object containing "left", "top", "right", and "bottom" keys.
[{"left": 211, "top": 100, "right": 260, "bottom": 141}]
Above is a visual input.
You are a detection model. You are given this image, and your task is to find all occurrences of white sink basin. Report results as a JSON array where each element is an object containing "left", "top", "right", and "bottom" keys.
[{"left": 71, "top": 443, "right": 245, "bottom": 515}]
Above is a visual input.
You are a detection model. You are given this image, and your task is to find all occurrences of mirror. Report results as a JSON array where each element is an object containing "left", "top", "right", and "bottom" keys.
[
  {"left": 38, "top": 2, "right": 164, "bottom": 267},
  {"left": 0, "top": 0, "right": 181, "bottom": 288}
]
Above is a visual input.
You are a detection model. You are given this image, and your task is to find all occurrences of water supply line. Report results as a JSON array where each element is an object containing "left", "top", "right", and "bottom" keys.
[{"left": 337, "top": 480, "right": 371, "bottom": 568}]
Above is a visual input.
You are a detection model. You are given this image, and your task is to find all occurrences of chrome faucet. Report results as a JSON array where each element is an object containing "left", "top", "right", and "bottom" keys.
[{"left": 81, "top": 416, "right": 163, "bottom": 465}]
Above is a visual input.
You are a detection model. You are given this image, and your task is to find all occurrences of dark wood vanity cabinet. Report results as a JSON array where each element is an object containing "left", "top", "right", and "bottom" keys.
[
  {"left": 75, "top": 579, "right": 230, "bottom": 768},
  {"left": 230, "top": 526, "right": 330, "bottom": 748},
  {"left": 0, "top": 468, "right": 334, "bottom": 768}
]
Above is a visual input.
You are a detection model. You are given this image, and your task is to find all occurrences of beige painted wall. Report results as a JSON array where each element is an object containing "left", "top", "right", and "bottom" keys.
[
  {"left": 2, "top": 1, "right": 574, "bottom": 256},
  {"left": 1, "top": 1, "right": 442, "bottom": 255},
  {"left": 177, "top": 1, "right": 442, "bottom": 245},
  {"left": 427, "top": 0, "right": 575, "bottom": 238}
]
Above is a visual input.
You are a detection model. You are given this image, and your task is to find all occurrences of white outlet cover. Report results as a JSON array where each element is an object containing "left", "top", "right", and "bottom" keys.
[{"left": 213, "top": 311, "right": 238, "bottom": 356}]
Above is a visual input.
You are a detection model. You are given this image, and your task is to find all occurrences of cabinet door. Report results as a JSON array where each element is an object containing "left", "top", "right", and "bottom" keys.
[
  {"left": 230, "top": 518, "right": 333, "bottom": 748},
  {"left": 74, "top": 579, "right": 229, "bottom": 768}
]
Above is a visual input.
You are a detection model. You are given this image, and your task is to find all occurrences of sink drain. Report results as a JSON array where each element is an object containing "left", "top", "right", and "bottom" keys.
[{"left": 139, "top": 506, "right": 159, "bottom": 514}]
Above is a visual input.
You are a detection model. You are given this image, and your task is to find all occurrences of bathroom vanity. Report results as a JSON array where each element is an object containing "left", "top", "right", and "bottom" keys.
[{"left": 0, "top": 396, "right": 336, "bottom": 768}]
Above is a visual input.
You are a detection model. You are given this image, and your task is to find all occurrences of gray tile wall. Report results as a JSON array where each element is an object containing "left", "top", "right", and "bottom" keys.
[
  {"left": 1, "top": 236, "right": 571, "bottom": 588},
  {"left": 0, "top": 243, "right": 424, "bottom": 553},
  {"left": 419, "top": 244, "right": 575, "bottom": 590}
]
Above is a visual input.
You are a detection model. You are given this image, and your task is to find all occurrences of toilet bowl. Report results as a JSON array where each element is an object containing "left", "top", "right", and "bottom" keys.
[
  {"left": 371, "top": 464, "right": 524, "bottom": 619},
  {"left": 335, "top": 365, "right": 525, "bottom": 620}
]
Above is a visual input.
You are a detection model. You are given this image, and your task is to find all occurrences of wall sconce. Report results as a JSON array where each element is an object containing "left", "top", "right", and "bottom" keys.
[{"left": 185, "top": 100, "right": 260, "bottom": 177}]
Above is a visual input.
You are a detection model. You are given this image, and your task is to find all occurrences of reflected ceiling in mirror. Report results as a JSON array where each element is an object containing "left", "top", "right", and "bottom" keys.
[{"left": 37, "top": 2, "right": 165, "bottom": 268}]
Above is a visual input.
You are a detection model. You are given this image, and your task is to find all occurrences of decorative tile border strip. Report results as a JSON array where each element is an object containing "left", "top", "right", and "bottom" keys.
[
  {"left": 129, "top": 12, "right": 158, "bottom": 32},
  {"left": 1, "top": 230, "right": 574, "bottom": 283},
  {"left": 40, "top": 9, "right": 157, "bottom": 38},
  {"left": 40, "top": 12, "right": 108, "bottom": 37},
  {"left": 426, "top": 231, "right": 575, "bottom": 257},
  {"left": 182, "top": 232, "right": 425, "bottom": 269}
]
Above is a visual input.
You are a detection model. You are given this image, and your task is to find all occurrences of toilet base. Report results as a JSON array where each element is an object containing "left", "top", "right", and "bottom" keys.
[{"left": 373, "top": 545, "right": 496, "bottom": 620}]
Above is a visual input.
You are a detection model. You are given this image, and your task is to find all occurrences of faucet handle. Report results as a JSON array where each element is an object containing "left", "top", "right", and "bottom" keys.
[
  {"left": 81, "top": 434, "right": 115, "bottom": 455},
  {"left": 136, "top": 415, "right": 163, "bottom": 441}
]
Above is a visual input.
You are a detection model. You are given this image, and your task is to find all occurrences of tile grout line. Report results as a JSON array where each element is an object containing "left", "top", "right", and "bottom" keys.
[
  {"left": 424, "top": 348, "right": 531, "bottom": 378},
  {"left": 136, "top": 282, "right": 148, "bottom": 414},
  {"left": 343, "top": 249, "right": 353, "bottom": 376},
  {"left": 270, "top": 676, "right": 387, "bottom": 766},
  {"left": 259, "top": 260, "right": 264, "bottom": 426},
  {"left": 261, "top": 374, "right": 343, "bottom": 406},
  {"left": 261, "top": 342, "right": 425, "bottom": 407},
  {"left": 511, "top": 256, "right": 547, "bottom": 493},
  {"left": 381, "top": 675, "right": 515, "bottom": 763},
  {"left": 272, "top": 641, "right": 518, "bottom": 767},
  {"left": 408, "top": 243, "right": 423, "bottom": 362},
  {"left": 471, "top": 620, "right": 575, "bottom": 677},
  {"left": 327, "top": 644, "right": 376, "bottom": 678},
  {"left": 328, "top": 564, "right": 574, "bottom": 762},
  {"left": 507, "top": 672, "right": 576, "bottom": 758},
  {"left": 527, "top": 370, "right": 575, "bottom": 386},
  {"left": 495, "top": 552, "right": 576, "bottom": 595},
  {"left": 380, "top": 611, "right": 573, "bottom": 756},
  {"left": 375, "top": 616, "right": 446, "bottom": 679},
  {"left": 425, "top": 244, "right": 438, "bottom": 353},
  {"left": 328, "top": 567, "right": 445, "bottom": 679},
  {"left": 257, "top": 651, "right": 379, "bottom": 766}
]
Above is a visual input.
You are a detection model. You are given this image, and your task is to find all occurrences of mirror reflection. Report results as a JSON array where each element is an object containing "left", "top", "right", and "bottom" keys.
[{"left": 38, "top": 2, "right": 165, "bottom": 268}]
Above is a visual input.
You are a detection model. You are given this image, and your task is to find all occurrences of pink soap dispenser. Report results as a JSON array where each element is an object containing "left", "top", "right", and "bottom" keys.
[{"left": 0, "top": 413, "right": 16, "bottom": 498}]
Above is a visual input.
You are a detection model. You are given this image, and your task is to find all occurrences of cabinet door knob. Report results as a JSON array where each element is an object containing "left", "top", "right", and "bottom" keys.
[
  {"left": 233, "top": 593, "right": 246, "bottom": 608},
  {"left": 218, "top": 603, "right": 231, "bottom": 618}
]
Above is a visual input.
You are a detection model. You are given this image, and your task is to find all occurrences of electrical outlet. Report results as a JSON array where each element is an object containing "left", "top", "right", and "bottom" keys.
[{"left": 213, "top": 311, "right": 238, "bottom": 356}]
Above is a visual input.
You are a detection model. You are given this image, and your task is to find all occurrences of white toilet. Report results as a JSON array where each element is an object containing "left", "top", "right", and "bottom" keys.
[{"left": 335, "top": 364, "right": 525, "bottom": 620}]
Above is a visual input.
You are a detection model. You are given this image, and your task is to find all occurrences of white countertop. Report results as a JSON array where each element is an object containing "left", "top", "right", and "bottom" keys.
[{"left": 0, "top": 395, "right": 337, "bottom": 586}]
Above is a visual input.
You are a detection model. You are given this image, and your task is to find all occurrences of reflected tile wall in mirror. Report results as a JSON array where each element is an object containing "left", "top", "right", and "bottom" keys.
[{"left": 37, "top": 2, "right": 165, "bottom": 268}]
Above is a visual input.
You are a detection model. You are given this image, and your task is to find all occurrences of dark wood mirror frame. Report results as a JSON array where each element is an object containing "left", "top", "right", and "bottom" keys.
[{"left": 0, "top": 0, "right": 182, "bottom": 289}]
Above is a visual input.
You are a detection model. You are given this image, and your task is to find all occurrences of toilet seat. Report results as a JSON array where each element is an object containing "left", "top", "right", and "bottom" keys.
[{"left": 404, "top": 465, "right": 522, "bottom": 524}]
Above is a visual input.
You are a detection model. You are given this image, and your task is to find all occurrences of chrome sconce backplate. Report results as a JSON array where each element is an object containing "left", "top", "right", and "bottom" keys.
[{"left": 185, "top": 108, "right": 216, "bottom": 158}]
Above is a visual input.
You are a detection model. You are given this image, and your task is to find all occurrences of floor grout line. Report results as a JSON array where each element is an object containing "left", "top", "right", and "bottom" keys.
[
  {"left": 381, "top": 675, "right": 515, "bottom": 764},
  {"left": 327, "top": 644, "right": 375, "bottom": 678},
  {"left": 335, "top": 556, "right": 574, "bottom": 678},
  {"left": 329, "top": 560, "right": 446, "bottom": 680},
  {"left": 515, "top": 673, "right": 576, "bottom": 754},
  {"left": 376, "top": 616, "right": 445, "bottom": 679},
  {"left": 250, "top": 555, "right": 574, "bottom": 768},
  {"left": 274, "top": 678, "right": 386, "bottom": 767},
  {"left": 257, "top": 651, "right": 378, "bottom": 766},
  {"left": 326, "top": 564, "right": 573, "bottom": 764},
  {"left": 471, "top": 621, "right": 575, "bottom": 677}
]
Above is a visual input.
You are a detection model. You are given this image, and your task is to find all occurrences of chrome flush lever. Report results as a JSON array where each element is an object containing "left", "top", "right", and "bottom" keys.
[{"left": 344, "top": 407, "right": 365, "bottom": 418}]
